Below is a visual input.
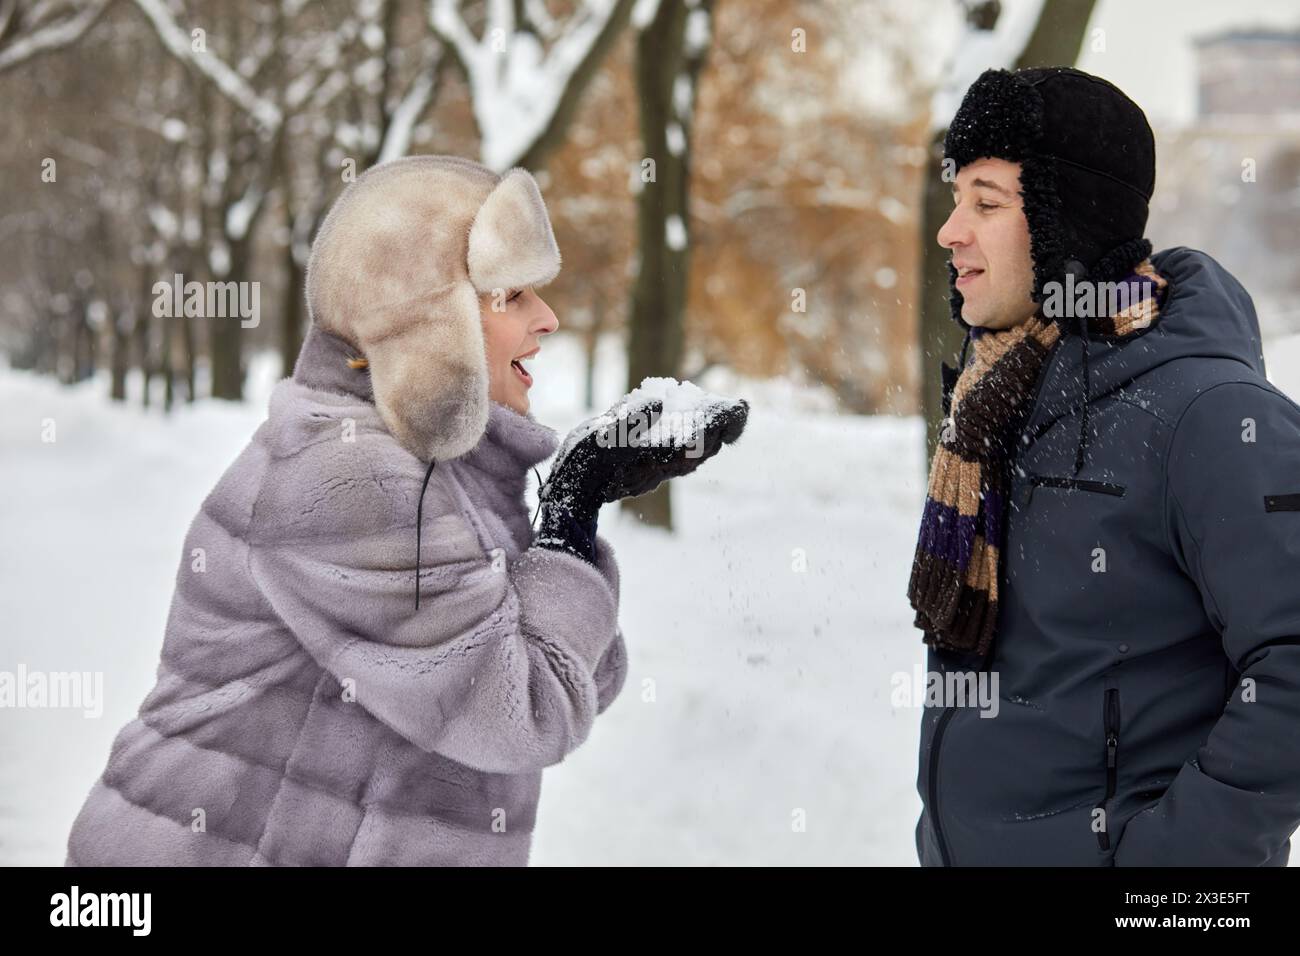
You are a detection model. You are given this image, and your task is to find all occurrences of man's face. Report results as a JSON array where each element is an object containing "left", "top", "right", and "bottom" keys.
[{"left": 937, "top": 158, "right": 1038, "bottom": 330}]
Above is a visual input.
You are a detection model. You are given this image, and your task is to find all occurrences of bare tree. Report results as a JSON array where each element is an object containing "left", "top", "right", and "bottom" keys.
[
  {"left": 278, "top": 0, "right": 449, "bottom": 373},
  {"left": 0, "top": 0, "right": 113, "bottom": 73},
  {"left": 131, "top": 0, "right": 455, "bottom": 380},
  {"left": 620, "top": 0, "right": 713, "bottom": 529}
]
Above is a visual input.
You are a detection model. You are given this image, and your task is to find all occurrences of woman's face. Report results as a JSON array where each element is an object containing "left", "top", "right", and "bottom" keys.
[{"left": 479, "top": 287, "right": 559, "bottom": 415}]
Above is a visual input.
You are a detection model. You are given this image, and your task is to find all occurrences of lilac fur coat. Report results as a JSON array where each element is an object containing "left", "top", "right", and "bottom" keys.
[{"left": 66, "top": 326, "right": 628, "bottom": 866}]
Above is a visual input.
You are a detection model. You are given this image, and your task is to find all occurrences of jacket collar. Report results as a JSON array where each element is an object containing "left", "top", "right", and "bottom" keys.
[
  {"left": 460, "top": 402, "right": 559, "bottom": 478},
  {"left": 291, "top": 324, "right": 556, "bottom": 472},
  {"left": 1023, "top": 248, "right": 1262, "bottom": 443},
  {"left": 292, "top": 324, "right": 374, "bottom": 404}
]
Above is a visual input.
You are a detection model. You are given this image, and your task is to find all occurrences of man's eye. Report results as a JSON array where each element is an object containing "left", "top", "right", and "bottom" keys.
[{"left": 976, "top": 202, "right": 998, "bottom": 212}]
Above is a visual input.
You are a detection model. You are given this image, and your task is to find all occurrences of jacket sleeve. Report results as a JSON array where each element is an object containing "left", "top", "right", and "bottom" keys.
[
  {"left": 245, "top": 449, "right": 625, "bottom": 775},
  {"left": 590, "top": 534, "right": 629, "bottom": 714},
  {"left": 1115, "top": 380, "right": 1300, "bottom": 866}
]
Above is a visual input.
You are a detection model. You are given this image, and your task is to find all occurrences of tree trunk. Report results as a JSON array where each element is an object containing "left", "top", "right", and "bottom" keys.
[
  {"left": 1014, "top": 0, "right": 1099, "bottom": 72},
  {"left": 282, "top": 243, "right": 306, "bottom": 377},
  {"left": 623, "top": 0, "right": 713, "bottom": 529},
  {"left": 919, "top": 128, "right": 961, "bottom": 464},
  {"left": 181, "top": 311, "right": 197, "bottom": 402},
  {"left": 73, "top": 311, "right": 94, "bottom": 383},
  {"left": 162, "top": 295, "right": 176, "bottom": 413},
  {"left": 209, "top": 241, "right": 250, "bottom": 401},
  {"left": 136, "top": 314, "right": 152, "bottom": 409},
  {"left": 510, "top": 0, "right": 637, "bottom": 172},
  {"left": 208, "top": 310, "right": 243, "bottom": 400},
  {"left": 584, "top": 292, "right": 604, "bottom": 412},
  {"left": 110, "top": 304, "right": 130, "bottom": 402}
]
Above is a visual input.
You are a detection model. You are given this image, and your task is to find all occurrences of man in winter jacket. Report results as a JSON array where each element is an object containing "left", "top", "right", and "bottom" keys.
[
  {"left": 910, "top": 67, "right": 1300, "bottom": 866},
  {"left": 64, "top": 156, "right": 746, "bottom": 866}
]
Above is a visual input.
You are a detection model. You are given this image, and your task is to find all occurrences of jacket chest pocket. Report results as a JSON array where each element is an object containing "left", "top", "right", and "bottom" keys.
[
  {"left": 1006, "top": 471, "right": 1148, "bottom": 641},
  {"left": 1016, "top": 474, "right": 1126, "bottom": 510},
  {"left": 1009, "top": 471, "right": 1130, "bottom": 563}
]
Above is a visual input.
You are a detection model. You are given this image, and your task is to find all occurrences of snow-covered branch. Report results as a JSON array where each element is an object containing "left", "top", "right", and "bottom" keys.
[
  {"left": 522, "top": 0, "right": 559, "bottom": 41},
  {"left": 630, "top": 0, "right": 661, "bottom": 30},
  {"left": 0, "top": 0, "right": 112, "bottom": 74},
  {"left": 128, "top": 0, "right": 283, "bottom": 134},
  {"left": 225, "top": 181, "right": 264, "bottom": 242},
  {"left": 929, "top": 0, "right": 1045, "bottom": 131},
  {"left": 430, "top": 0, "right": 633, "bottom": 170},
  {"left": 377, "top": 63, "right": 438, "bottom": 163},
  {"left": 428, "top": 0, "right": 477, "bottom": 76}
]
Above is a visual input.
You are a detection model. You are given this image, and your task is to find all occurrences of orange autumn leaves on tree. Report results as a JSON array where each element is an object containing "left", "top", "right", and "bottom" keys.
[{"left": 543, "top": 0, "right": 926, "bottom": 414}]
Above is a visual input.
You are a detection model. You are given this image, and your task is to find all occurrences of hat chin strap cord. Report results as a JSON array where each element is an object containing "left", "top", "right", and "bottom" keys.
[{"left": 414, "top": 458, "right": 438, "bottom": 610}]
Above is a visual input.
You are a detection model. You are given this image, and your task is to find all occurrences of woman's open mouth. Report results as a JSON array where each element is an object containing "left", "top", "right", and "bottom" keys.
[{"left": 511, "top": 349, "right": 537, "bottom": 387}]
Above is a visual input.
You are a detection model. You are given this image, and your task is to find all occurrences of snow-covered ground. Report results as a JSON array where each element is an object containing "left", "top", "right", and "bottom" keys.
[{"left": 2, "top": 332, "right": 1299, "bottom": 866}]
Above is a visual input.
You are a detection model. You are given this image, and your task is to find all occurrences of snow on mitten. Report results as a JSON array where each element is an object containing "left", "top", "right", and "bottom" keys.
[{"left": 536, "top": 378, "right": 749, "bottom": 562}]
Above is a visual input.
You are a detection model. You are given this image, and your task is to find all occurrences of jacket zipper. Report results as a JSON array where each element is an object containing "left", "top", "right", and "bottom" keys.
[
  {"left": 1096, "top": 687, "right": 1121, "bottom": 850},
  {"left": 1223, "top": 659, "right": 1238, "bottom": 705},
  {"left": 927, "top": 705, "right": 957, "bottom": 866},
  {"left": 925, "top": 340, "right": 1060, "bottom": 867}
]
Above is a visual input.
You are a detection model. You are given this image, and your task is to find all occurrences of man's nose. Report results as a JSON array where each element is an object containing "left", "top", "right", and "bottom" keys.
[{"left": 936, "top": 204, "right": 970, "bottom": 250}]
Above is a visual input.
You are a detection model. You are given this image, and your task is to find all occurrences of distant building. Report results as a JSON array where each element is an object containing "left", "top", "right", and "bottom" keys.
[
  {"left": 1147, "top": 28, "right": 1300, "bottom": 338},
  {"left": 1195, "top": 30, "right": 1300, "bottom": 121}
]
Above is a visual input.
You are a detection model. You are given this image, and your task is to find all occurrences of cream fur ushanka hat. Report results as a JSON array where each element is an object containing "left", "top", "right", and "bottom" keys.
[{"left": 305, "top": 155, "right": 562, "bottom": 462}]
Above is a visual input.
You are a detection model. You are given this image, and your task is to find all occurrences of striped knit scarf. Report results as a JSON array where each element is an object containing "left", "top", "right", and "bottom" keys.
[{"left": 909, "top": 259, "right": 1168, "bottom": 656}]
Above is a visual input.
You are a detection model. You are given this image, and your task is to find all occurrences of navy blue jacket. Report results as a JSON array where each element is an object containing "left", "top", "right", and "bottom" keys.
[{"left": 916, "top": 247, "right": 1300, "bottom": 866}]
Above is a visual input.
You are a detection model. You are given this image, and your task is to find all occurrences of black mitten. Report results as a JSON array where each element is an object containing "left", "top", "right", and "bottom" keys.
[{"left": 536, "top": 384, "right": 748, "bottom": 562}]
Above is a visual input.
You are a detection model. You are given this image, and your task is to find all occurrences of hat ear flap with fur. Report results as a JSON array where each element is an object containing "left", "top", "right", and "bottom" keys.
[
  {"left": 467, "top": 168, "right": 562, "bottom": 294},
  {"left": 304, "top": 157, "right": 563, "bottom": 465},
  {"left": 364, "top": 281, "right": 490, "bottom": 463}
]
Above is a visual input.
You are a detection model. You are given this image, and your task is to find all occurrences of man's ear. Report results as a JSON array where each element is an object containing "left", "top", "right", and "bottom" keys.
[{"left": 467, "top": 168, "right": 561, "bottom": 294}]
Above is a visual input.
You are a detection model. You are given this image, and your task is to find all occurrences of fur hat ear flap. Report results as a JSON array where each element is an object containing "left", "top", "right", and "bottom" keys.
[
  {"left": 363, "top": 282, "right": 490, "bottom": 463},
  {"left": 467, "top": 168, "right": 562, "bottom": 294}
]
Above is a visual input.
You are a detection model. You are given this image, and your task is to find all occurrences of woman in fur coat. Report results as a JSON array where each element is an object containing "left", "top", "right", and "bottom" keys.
[{"left": 64, "top": 156, "right": 747, "bottom": 866}]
